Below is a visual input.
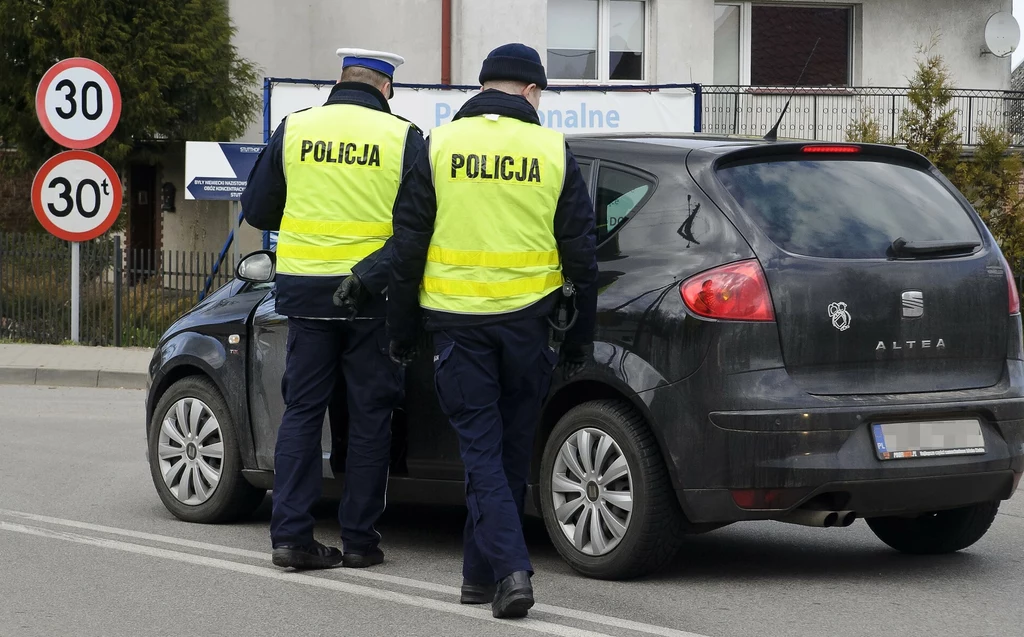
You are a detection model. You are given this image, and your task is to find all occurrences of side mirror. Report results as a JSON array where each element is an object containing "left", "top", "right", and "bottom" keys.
[{"left": 236, "top": 250, "right": 276, "bottom": 283}]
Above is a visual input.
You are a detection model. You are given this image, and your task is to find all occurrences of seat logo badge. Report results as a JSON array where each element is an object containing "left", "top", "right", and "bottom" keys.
[
  {"left": 828, "top": 302, "right": 851, "bottom": 331},
  {"left": 902, "top": 291, "right": 924, "bottom": 318}
]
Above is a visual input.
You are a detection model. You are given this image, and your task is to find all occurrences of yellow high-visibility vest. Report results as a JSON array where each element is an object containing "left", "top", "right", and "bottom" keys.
[
  {"left": 422, "top": 115, "right": 565, "bottom": 314},
  {"left": 276, "top": 104, "right": 411, "bottom": 276}
]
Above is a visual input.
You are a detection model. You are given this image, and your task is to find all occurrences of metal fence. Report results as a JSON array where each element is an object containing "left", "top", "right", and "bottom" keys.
[
  {"left": 0, "top": 232, "right": 239, "bottom": 348},
  {"left": 701, "top": 85, "right": 1024, "bottom": 145}
]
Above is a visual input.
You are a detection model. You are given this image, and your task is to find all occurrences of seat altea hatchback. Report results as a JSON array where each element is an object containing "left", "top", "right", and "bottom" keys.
[{"left": 145, "top": 135, "right": 1024, "bottom": 581}]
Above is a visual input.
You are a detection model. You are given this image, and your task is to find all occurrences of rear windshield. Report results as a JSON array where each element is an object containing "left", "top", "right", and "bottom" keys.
[{"left": 715, "top": 157, "right": 982, "bottom": 259}]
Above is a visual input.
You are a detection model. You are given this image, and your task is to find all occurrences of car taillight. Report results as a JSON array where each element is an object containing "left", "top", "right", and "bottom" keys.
[
  {"left": 801, "top": 144, "right": 860, "bottom": 154},
  {"left": 680, "top": 259, "right": 775, "bottom": 322},
  {"left": 1002, "top": 255, "right": 1020, "bottom": 315}
]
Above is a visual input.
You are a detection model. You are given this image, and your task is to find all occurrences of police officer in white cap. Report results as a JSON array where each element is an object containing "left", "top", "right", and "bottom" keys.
[{"left": 242, "top": 48, "right": 425, "bottom": 570}]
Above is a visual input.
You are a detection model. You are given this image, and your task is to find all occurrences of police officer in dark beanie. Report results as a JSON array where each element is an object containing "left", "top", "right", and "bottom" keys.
[
  {"left": 386, "top": 43, "right": 597, "bottom": 618},
  {"left": 241, "top": 48, "right": 425, "bottom": 570}
]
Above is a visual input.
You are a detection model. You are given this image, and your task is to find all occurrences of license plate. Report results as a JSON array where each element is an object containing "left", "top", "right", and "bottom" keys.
[{"left": 871, "top": 419, "right": 985, "bottom": 460}]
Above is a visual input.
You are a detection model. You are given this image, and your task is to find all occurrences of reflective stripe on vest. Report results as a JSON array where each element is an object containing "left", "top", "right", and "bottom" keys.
[
  {"left": 422, "top": 115, "right": 565, "bottom": 314},
  {"left": 277, "top": 104, "right": 410, "bottom": 276}
]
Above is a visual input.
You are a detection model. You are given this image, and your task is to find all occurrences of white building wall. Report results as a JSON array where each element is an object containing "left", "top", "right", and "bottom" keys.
[
  {"left": 861, "top": 0, "right": 1012, "bottom": 89},
  {"left": 450, "top": 0, "right": 548, "bottom": 84},
  {"left": 308, "top": 0, "right": 441, "bottom": 84},
  {"left": 654, "top": 0, "right": 715, "bottom": 85}
]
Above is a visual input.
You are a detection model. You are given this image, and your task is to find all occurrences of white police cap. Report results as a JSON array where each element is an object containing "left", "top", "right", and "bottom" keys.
[{"left": 336, "top": 48, "right": 406, "bottom": 80}]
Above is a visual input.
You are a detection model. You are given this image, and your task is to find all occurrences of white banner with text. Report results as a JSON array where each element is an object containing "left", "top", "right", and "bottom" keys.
[{"left": 268, "top": 84, "right": 695, "bottom": 137}]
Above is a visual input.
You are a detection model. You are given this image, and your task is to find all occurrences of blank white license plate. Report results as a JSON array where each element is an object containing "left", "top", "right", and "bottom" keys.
[{"left": 871, "top": 419, "right": 985, "bottom": 460}]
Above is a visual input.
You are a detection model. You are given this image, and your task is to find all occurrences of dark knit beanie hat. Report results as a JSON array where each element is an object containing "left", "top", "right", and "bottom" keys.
[{"left": 478, "top": 43, "right": 548, "bottom": 90}]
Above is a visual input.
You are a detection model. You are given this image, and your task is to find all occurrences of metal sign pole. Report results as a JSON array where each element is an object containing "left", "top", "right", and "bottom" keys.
[
  {"left": 71, "top": 241, "right": 80, "bottom": 343},
  {"left": 233, "top": 200, "right": 242, "bottom": 270}
]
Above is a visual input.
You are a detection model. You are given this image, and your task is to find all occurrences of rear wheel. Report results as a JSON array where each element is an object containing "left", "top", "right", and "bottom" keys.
[
  {"left": 865, "top": 502, "right": 1000, "bottom": 554},
  {"left": 539, "top": 400, "right": 686, "bottom": 580},
  {"left": 148, "top": 376, "right": 265, "bottom": 523}
]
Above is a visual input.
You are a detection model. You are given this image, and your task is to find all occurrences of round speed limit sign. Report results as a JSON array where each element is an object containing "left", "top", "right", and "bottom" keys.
[
  {"left": 35, "top": 58, "right": 121, "bottom": 149},
  {"left": 32, "top": 151, "right": 123, "bottom": 242}
]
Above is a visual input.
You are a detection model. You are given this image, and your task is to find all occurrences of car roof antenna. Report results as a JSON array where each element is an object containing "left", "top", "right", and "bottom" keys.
[{"left": 764, "top": 37, "right": 821, "bottom": 142}]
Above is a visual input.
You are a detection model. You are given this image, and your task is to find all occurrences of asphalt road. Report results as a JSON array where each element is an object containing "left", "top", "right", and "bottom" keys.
[{"left": 2, "top": 385, "right": 1023, "bottom": 637}]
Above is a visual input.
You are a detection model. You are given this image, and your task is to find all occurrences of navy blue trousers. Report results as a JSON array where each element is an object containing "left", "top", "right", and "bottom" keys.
[
  {"left": 271, "top": 317, "right": 402, "bottom": 553},
  {"left": 432, "top": 318, "right": 558, "bottom": 584}
]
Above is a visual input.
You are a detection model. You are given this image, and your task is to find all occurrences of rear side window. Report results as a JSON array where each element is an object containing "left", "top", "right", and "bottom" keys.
[
  {"left": 715, "top": 158, "right": 982, "bottom": 259},
  {"left": 595, "top": 167, "right": 654, "bottom": 243}
]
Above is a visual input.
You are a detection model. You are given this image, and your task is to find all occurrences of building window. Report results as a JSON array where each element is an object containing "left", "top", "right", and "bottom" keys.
[
  {"left": 547, "top": 0, "right": 647, "bottom": 82},
  {"left": 714, "top": 2, "right": 853, "bottom": 86}
]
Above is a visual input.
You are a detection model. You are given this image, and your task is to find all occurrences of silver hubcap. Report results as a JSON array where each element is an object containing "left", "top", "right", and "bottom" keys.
[
  {"left": 550, "top": 427, "right": 633, "bottom": 556},
  {"left": 158, "top": 397, "right": 224, "bottom": 505}
]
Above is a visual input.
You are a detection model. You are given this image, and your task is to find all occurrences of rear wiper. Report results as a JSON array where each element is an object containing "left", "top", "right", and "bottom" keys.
[{"left": 889, "top": 237, "right": 980, "bottom": 259}]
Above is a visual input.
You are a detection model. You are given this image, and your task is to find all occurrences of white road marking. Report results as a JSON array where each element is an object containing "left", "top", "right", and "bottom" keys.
[
  {"left": 0, "top": 509, "right": 708, "bottom": 637},
  {"left": 1, "top": 520, "right": 610, "bottom": 637}
]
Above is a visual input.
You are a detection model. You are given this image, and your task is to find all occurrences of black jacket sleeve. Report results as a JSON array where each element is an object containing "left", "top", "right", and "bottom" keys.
[
  {"left": 240, "top": 121, "right": 287, "bottom": 231},
  {"left": 386, "top": 137, "right": 437, "bottom": 345},
  {"left": 351, "top": 125, "right": 427, "bottom": 295},
  {"left": 554, "top": 146, "right": 599, "bottom": 347}
]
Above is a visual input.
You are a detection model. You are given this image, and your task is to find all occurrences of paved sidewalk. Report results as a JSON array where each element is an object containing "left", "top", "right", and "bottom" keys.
[{"left": 0, "top": 344, "right": 152, "bottom": 389}]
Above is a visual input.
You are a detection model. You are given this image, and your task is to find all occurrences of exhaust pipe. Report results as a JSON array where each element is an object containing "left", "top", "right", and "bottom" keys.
[
  {"left": 779, "top": 509, "right": 839, "bottom": 528},
  {"left": 834, "top": 510, "right": 857, "bottom": 527}
]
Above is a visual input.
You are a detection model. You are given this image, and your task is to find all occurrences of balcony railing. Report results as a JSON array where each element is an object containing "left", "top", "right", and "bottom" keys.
[{"left": 700, "top": 85, "right": 1024, "bottom": 146}]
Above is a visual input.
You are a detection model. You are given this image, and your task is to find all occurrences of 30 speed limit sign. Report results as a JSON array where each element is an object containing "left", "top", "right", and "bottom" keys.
[
  {"left": 35, "top": 58, "right": 121, "bottom": 149},
  {"left": 32, "top": 151, "right": 123, "bottom": 242}
]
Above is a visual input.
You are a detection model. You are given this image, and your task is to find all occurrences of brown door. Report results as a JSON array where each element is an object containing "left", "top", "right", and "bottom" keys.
[{"left": 128, "top": 164, "right": 159, "bottom": 284}]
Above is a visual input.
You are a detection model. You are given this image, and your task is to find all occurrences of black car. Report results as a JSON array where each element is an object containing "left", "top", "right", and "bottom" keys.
[{"left": 146, "top": 135, "right": 1024, "bottom": 580}]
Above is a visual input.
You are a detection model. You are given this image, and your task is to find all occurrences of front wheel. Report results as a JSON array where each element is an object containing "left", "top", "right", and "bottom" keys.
[
  {"left": 539, "top": 400, "right": 686, "bottom": 580},
  {"left": 148, "top": 376, "right": 265, "bottom": 523},
  {"left": 865, "top": 502, "right": 1000, "bottom": 554}
]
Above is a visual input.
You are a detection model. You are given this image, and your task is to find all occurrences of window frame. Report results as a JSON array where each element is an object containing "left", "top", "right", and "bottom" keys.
[
  {"left": 713, "top": 1, "right": 859, "bottom": 87},
  {"left": 547, "top": 0, "right": 651, "bottom": 86},
  {"left": 577, "top": 156, "right": 659, "bottom": 246}
]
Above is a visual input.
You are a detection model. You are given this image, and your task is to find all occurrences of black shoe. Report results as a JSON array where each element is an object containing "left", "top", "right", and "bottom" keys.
[
  {"left": 342, "top": 547, "right": 385, "bottom": 568},
  {"left": 272, "top": 541, "right": 343, "bottom": 570},
  {"left": 460, "top": 579, "right": 496, "bottom": 604},
  {"left": 491, "top": 571, "right": 534, "bottom": 619}
]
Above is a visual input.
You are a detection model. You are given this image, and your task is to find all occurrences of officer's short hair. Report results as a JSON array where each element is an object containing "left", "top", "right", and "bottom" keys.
[
  {"left": 482, "top": 79, "right": 531, "bottom": 93},
  {"left": 341, "top": 65, "right": 392, "bottom": 91}
]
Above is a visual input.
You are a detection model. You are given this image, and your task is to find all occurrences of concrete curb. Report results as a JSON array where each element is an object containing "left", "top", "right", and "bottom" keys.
[{"left": 0, "top": 367, "right": 148, "bottom": 390}]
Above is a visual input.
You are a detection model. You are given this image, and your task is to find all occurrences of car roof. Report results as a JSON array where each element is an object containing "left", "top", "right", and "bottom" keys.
[
  {"left": 563, "top": 133, "right": 933, "bottom": 169},
  {"left": 564, "top": 132, "right": 768, "bottom": 151}
]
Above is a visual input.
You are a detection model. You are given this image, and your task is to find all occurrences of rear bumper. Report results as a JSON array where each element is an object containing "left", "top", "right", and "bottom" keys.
[
  {"left": 645, "top": 372, "right": 1024, "bottom": 524},
  {"left": 680, "top": 471, "right": 1020, "bottom": 524}
]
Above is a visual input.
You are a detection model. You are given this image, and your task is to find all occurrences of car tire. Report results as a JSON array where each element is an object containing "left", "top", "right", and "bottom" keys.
[
  {"left": 865, "top": 501, "right": 1000, "bottom": 555},
  {"left": 539, "top": 399, "right": 685, "bottom": 580},
  {"left": 148, "top": 375, "right": 265, "bottom": 523}
]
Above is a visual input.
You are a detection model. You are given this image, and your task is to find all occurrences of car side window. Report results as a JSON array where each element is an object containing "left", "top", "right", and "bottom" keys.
[{"left": 595, "top": 166, "right": 655, "bottom": 243}]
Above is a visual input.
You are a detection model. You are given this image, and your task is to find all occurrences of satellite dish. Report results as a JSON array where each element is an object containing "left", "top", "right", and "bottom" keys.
[{"left": 983, "top": 11, "right": 1020, "bottom": 58}]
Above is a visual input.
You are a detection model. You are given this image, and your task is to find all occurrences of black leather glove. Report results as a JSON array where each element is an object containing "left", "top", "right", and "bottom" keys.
[
  {"left": 332, "top": 274, "right": 369, "bottom": 318},
  {"left": 559, "top": 342, "right": 593, "bottom": 381},
  {"left": 389, "top": 340, "right": 417, "bottom": 367}
]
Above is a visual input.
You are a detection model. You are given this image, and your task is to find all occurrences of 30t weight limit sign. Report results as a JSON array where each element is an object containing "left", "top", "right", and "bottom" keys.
[
  {"left": 32, "top": 151, "right": 123, "bottom": 242},
  {"left": 35, "top": 58, "right": 121, "bottom": 149}
]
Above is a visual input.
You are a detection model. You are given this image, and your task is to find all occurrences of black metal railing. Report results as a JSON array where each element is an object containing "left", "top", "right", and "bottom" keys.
[
  {"left": 701, "top": 85, "right": 1024, "bottom": 146},
  {"left": 0, "top": 232, "right": 239, "bottom": 348}
]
